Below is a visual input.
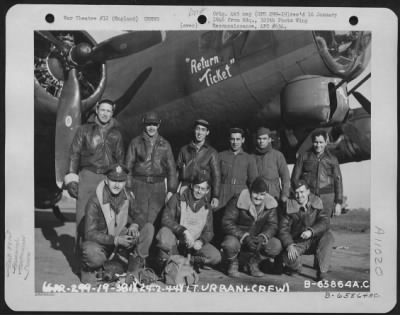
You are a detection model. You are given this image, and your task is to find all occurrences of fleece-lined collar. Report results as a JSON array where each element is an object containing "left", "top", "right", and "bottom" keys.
[
  {"left": 236, "top": 189, "right": 277, "bottom": 220},
  {"left": 286, "top": 194, "right": 323, "bottom": 214}
]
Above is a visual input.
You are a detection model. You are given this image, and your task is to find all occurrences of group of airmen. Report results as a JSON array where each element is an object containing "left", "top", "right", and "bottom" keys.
[{"left": 64, "top": 99, "right": 343, "bottom": 285}]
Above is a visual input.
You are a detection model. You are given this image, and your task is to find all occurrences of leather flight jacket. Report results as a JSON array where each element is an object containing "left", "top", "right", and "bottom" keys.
[
  {"left": 68, "top": 118, "right": 124, "bottom": 175},
  {"left": 222, "top": 189, "right": 279, "bottom": 242},
  {"left": 125, "top": 133, "right": 177, "bottom": 192},
  {"left": 177, "top": 142, "right": 221, "bottom": 199},
  {"left": 279, "top": 194, "right": 330, "bottom": 249},
  {"left": 291, "top": 150, "right": 343, "bottom": 204},
  {"left": 84, "top": 182, "right": 145, "bottom": 246}
]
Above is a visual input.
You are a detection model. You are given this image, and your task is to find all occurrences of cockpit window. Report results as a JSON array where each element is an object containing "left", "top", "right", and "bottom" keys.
[{"left": 314, "top": 31, "right": 371, "bottom": 78}]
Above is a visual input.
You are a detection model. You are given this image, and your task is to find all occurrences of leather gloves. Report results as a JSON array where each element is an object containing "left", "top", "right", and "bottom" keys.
[{"left": 243, "top": 235, "right": 260, "bottom": 251}]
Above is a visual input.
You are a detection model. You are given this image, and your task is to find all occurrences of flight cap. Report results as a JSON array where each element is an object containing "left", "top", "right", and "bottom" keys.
[
  {"left": 143, "top": 112, "right": 161, "bottom": 124},
  {"left": 250, "top": 177, "right": 268, "bottom": 193},
  {"left": 256, "top": 127, "right": 272, "bottom": 137},
  {"left": 194, "top": 119, "right": 210, "bottom": 129},
  {"left": 106, "top": 163, "right": 129, "bottom": 182}
]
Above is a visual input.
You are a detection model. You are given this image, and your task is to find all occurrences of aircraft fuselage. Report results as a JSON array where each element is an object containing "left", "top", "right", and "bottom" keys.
[{"left": 103, "top": 31, "right": 331, "bottom": 151}]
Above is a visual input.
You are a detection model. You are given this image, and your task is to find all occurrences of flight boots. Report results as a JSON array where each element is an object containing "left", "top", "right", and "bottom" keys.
[
  {"left": 226, "top": 258, "right": 240, "bottom": 277},
  {"left": 155, "top": 248, "right": 170, "bottom": 276},
  {"left": 125, "top": 252, "right": 145, "bottom": 285},
  {"left": 190, "top": 255, "right": 206, "bottom": 273},
  {"left": 246, "top": 255, "right": 264, "bottom": 277},
  {"left": 80, "top": 267, "right": 100, "bottom": 286}
]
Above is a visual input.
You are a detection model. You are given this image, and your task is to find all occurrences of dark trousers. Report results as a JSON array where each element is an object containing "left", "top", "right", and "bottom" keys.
[
  {"left": 132, "top": 178, "right": 166, "bottom": 227},
  {"left": 319, "top": 193, "right": 335, "bottom": 217},
  {"left": 81, "top": 223, "right": 154, "bottom": 269},
  {"left": 282, "top": 230, "right": 334, "bottom": 273},
  {"left": 156, "top": 227, "right": 221, "bottom": 266},
  {"left": 221, "top": 235, "right": 282, "bottom": 260}
]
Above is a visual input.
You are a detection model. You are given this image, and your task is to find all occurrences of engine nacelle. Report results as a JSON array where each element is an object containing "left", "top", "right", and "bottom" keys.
[
  {"left": 281, "top": 75, "right": 349, "bottom": 127},
  {"left": 279, "top": 108, "right": 371, "bottom": 164}
]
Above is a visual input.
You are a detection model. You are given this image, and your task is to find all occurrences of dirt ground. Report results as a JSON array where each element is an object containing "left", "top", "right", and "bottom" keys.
[{"left": 35, "top": 196, "right": 370, "bottom": 293}]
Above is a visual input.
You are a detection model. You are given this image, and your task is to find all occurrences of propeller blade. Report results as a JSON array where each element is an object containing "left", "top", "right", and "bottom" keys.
[
  {"left": 35, "top": 31, "right": 68, "bottom": 52},
  {"left": 89, "top": 31, "right": 163, "bottom": 63},
  {"left": 347, "top": 72, "right": 371, "bottom": 114},
  {"left": 352, "top": 91, "right": 371, "bottom": 114},
  {"left": 348, "top": 73, "right": 371, "bottom": 95},
  {"left": 55, "top": 68, "right": 81, "bottom": 188}
]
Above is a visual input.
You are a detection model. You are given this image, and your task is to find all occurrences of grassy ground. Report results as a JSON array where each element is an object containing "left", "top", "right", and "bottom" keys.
[{"left": 330, "top": 209, "right": 370, "bottom": 233}]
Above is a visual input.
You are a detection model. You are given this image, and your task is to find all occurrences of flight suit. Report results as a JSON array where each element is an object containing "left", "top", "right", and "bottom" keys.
[
  {"left": 253, "top": 144, "right": 290, "bottom": 201},
  {"left": 218, "top": 149, "right": 258, "bottom": 208},
  {"left": 125, "top": 133, "right": 177, "bottom": 227}
]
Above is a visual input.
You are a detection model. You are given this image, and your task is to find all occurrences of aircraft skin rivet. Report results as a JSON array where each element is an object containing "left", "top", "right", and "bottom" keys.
[{"left": 65, "top": 116, "right": 72, "bottom": 127}]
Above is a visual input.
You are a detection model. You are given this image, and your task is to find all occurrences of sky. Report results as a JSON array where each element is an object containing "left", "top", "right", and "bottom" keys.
[{"left": 90, "top": 31, "right": 371, "bottom": 209}]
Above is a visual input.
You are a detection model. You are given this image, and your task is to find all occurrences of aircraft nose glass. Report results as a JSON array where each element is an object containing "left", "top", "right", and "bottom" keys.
[{"left": 314, "top": 31, "right": 371, "bottom": 77}]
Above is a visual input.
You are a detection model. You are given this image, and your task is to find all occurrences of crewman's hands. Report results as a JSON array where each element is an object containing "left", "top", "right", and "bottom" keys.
[
  {"left": 183, "top": 230, "right": 195, "bottom": 248},
  {"left": 287, "top": 244, "right": 299, "bottom": 262},
  {"left": 334, "top": 203, "right": 342, "bottom": 216},
  {"left": 243, "top": 235, "right": 260, "bottom": 251},
  {"left": 127, "top": 224, "right": 140, "bottom": 241},
  {"left": 115, "top": 235, "right": 134, "bottom": 248},
  {"left": 300, "top": 230, "right": 312, "bottom": 240},
  {"left": 165, "top": 192, "right": 173, "bottom": 203},
  {"left": 211, "top": 198, "right": 219, "bottom": 209},
  {"left": 257, "top": 234, "right": 267, "bottom": 245},
  {"left": 193, "top": 240, "right": 203, "bottom": 251},
  {"left": 66, "top": 182, "right": 79, "bottom": 199},
  {"left": 125, "top": 178, "right": 135, "bottom": 199}
]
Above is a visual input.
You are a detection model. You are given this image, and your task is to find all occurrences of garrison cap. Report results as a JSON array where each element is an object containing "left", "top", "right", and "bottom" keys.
[
  {"left": 250, "top": 176, "right": 268, "bottom": 193},
  {"left": 105, "top": 163, "right": 129, "bottom": 181},
  {"left": 256, "top": 127, "right": 272, "bottom": 137},
  {"left": 294, "top": 179, "right": 309, "bottom": 190},
  {"left": 143, "top": 111, "right": 161, "bottom": 124},
  {"left": 194, "top": 119, "right": 210, "bottom": 129},
  {"left": 229, "top": 127, "right": 245, "bottom": 136}
]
